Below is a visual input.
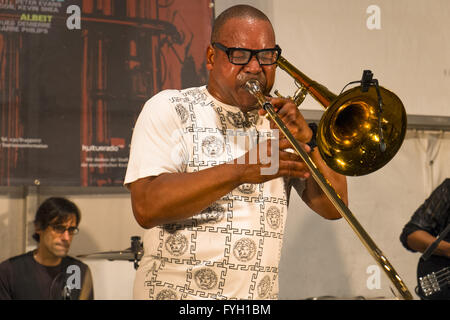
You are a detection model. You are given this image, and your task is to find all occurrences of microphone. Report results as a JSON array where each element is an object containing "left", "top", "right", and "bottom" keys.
[
  {"left": 360, "top": 70, "right": 374, "bottom": 92},
  {"left": 341, "top": 70, "right": 386, "bottom": 153}
]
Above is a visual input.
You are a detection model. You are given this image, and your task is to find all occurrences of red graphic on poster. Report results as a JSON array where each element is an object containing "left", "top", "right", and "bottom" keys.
[{"left": 0, "top": 0, "right": 214, "bottom": 186}]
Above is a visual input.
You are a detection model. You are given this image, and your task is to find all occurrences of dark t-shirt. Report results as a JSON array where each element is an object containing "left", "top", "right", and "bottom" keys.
[{"left": 0, "top": 251, "right": 94, "bottom": 300}]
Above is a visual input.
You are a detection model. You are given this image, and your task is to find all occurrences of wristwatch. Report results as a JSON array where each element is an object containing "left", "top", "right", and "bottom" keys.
[{"left": 306, "top": 123, "right": 318, "bottom": 151}]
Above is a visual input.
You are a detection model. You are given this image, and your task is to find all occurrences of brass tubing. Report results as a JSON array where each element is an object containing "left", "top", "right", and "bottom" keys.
[
  {"left": 245, "top": 79, "right": 413, "bottom": 300},
  {"left": 277, "top": 56, "right": 337, "bottom": 107}
]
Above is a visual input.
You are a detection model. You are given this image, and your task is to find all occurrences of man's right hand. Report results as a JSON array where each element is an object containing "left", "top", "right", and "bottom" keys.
[{"left": 231, "top": 137, "right": 312, "bottom": 185}]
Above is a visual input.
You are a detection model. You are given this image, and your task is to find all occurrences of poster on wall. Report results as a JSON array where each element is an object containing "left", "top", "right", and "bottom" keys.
[{"left": 0, "top": 0, "right": 213, "bottom": 186}]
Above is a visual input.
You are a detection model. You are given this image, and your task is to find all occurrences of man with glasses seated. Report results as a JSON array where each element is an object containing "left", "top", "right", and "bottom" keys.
[
  {"left": 0, "top": 197, "right": 94, "bottom": 300},
  {"left": 125, "top": 5, "right": 347, "bottom": 300}
]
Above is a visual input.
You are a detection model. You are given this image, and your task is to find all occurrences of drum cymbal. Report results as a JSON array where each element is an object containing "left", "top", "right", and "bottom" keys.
[
  {"left": 77, "top": 236, "right": 144, "bottom": 268},
  {"left": 77, "top": 248, "right": 143, "bottom": 261}
]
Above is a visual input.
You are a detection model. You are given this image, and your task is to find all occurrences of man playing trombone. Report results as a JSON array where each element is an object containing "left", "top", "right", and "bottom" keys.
[{"left": 124, "top": 4, "right": 347, "bottom": 300}]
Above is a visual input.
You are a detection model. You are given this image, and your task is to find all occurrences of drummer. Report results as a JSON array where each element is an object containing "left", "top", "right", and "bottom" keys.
[{"left": 0, "top": 197, "right": 94, "bottom": 300}]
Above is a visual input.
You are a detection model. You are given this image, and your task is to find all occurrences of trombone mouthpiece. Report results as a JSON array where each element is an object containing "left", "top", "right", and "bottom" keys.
[
  {"left": 245, "top": 79, "right": 268, "bottom": 107},
  {"left": 245, "top": 79, "right": 261, "bottom": 94}
]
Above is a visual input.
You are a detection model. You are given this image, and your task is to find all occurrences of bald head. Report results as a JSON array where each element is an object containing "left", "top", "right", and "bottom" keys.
[
  {"left": 211, "top": 5, "right": 274, "bottom": 43},
  {"left": 206, "top": 5, "right": 277, "bottom": 111}
]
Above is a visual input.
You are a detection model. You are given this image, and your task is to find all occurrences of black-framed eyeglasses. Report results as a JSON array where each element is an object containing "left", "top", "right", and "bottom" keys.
[
  {"left": 212, "top": 42, "right": 281, "bottom": 65},
  {"left": 50, "top": 225, "right": 79, "bottom": 235}
]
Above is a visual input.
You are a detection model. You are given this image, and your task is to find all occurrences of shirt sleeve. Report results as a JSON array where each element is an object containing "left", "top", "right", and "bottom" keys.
[
  {"left": 124, "top": 90, "right": 188, "bottom": 186},
  {"left": 0, "top": 260, "right": 13, "bottom": 300},
  {"left": 399, "top": 178, "right": 450, "bottom": 252},
  {"left": 79, "top": 266, "right": 94, "bottom": 300}
]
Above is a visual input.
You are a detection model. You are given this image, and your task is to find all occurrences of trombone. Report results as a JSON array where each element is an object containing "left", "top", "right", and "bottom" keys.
[{"left": 245, "top": 56, "right": 412, "bottom": 300}]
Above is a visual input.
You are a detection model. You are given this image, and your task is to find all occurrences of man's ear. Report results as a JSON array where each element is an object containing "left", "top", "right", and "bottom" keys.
[
  {"left": 33, "top": 222, "right": 43, "bottom": 241},
  {"left": 34, "top": 222, "right": 42, "bottom": 234},
  {"left": 206, "top": 45, "right": 214, "bottom": 71}
]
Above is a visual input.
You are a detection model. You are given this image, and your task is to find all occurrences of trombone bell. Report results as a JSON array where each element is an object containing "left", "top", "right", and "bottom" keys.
[
  {"left": 276, "top": 56, "right": 407, "bottom": 176},
  {"left": 252, "top": 56, "right": 413, "bottom": 300},
  {"left": 318, "top": 86, "right": 407, "bottom": 176}
]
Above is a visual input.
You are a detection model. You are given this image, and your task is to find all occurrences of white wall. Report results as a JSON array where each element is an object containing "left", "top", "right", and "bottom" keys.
[
  {"left": 1, "top": 0, "right": 450, "bottom": 300},
  {"left": 271, "top": 0, "right": 450, "bottom": 117},
  {"left": 217, "top": 0, "right": 450, "bottom": 117},
  {"left": 0, "top": 187, "right": 26, "bottom": 262}
]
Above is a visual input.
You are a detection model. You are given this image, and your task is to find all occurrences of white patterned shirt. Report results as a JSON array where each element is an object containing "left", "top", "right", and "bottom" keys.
[{"left": 124, "top": 86, "right": 304, "bottom": 300}]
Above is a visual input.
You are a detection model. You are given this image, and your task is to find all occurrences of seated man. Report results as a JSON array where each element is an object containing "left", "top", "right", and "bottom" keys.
[{"left": 0, "top": 197, "right": 94, "bottom": 300}]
